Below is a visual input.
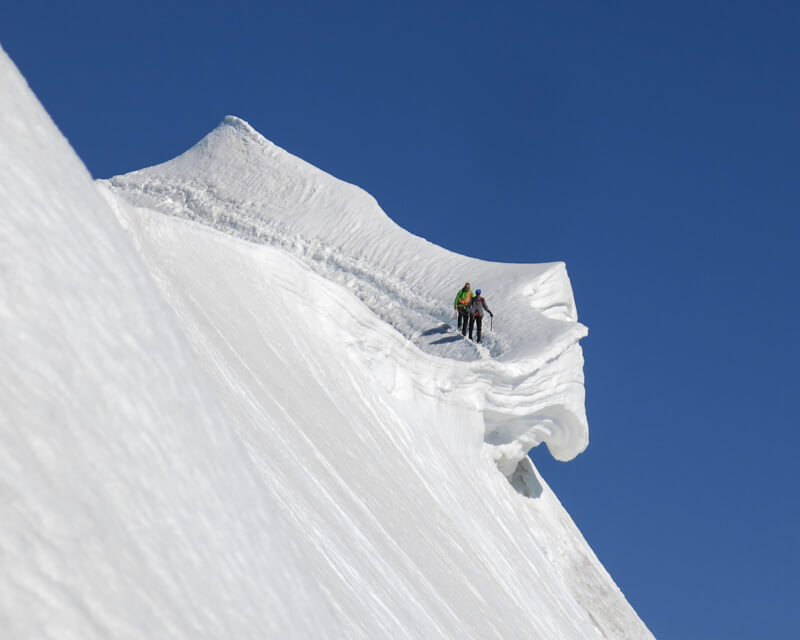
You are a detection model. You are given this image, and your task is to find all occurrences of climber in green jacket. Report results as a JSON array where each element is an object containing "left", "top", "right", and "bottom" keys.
[{"left": 454, "top": 282, "right": 472, "bottom": 336}]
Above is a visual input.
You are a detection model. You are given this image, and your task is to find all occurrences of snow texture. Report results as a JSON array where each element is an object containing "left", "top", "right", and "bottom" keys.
[{"left": 1, "top": 45, "right": 653, "bottom": 639}]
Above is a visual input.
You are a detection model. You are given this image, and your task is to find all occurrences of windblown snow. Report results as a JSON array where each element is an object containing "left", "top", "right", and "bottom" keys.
[{"left": 0, "top": 46, "right": 653, "bottom": 639}]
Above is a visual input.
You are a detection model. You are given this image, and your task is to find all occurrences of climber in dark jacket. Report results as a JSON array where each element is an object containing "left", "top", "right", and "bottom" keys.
[{"left": 467, "top": 289, "right": 493, "bottom": 343}]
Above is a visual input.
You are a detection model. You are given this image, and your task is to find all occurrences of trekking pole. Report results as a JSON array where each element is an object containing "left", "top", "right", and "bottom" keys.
[{"left": 490, "top": 315, "right": 493, "bottom": 331}]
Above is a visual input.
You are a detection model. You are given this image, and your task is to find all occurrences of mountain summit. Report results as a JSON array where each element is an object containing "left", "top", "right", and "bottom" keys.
[{"left": 2, "top": 45, "right": 653, "bottom": 639}]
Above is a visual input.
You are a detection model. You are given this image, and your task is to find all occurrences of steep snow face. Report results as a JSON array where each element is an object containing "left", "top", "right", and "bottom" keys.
[
  {"left": 106, "top": 115, "right": 589, "bottom": 467},
  {"left": 1, "top": 45, "right": 653, "bottom": 640},
  {"left": 0, "top": 47, "right": 321, "bottom": 639}
]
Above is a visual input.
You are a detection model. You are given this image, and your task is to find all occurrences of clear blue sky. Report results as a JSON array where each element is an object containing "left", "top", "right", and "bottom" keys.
[{"left": 3, "top": 2, "right": 799, "bottom": 637}]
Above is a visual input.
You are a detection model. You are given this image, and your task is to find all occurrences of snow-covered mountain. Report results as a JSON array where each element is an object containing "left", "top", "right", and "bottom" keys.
[{"left": 1, "top": 45, "right": 653, "bottom": 639}]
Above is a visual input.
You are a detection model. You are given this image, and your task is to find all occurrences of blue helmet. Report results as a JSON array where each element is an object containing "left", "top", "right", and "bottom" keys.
[{"left": 476, "top": 289, "right": 481, "bottom": 295}]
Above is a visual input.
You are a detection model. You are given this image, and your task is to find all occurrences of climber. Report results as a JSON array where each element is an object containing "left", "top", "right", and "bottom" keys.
[
  {"left": 453, "top": 282, "right": 472, "bottom": 336},
  {"left": 467, "top": 289, "right": 493, "bottom": 343}
]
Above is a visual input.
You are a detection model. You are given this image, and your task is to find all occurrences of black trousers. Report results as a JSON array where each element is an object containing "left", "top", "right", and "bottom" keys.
[
  {"left": 468, "top": 315, "right": 483, "bottom": 342},
  {"left": 457, "top": 308, "right": 469, "bottom": 335}
]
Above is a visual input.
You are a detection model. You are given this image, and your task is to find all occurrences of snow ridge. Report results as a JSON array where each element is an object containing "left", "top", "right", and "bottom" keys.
[{"left": 105, "top": 116, "right": 589, "bottom": 466}]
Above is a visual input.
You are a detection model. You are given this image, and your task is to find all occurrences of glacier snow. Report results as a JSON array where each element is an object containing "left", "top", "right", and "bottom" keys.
[{"left": 0, "top": 46, "right": 653, "bottom": 639}]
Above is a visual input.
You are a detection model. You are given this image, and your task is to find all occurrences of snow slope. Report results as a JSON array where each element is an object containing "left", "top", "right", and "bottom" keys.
[{"left": 1, "top": 45, "right": 653, "bottom": 639}]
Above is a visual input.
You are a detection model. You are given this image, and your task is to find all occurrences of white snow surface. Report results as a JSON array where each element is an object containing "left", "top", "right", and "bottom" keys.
[{"left": 1, "top": 46, "right": 653, "bottom": 639}]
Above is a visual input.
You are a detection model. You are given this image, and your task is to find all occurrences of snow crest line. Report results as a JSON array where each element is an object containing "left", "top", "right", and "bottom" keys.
[
  {"left": 105, "top": 177, "right": 517, "bottom": 360},
  {"left": 102, "top": 115, "right": 589, "bottom": 466}
]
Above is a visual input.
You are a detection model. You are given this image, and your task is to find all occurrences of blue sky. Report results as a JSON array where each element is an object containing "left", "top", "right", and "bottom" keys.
[{"left": 3, "top": 1, "right": 799, "bottom": 637}]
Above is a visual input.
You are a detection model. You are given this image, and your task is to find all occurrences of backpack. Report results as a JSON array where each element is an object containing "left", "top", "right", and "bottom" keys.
[{"left": 469, "top": 296, "right": 484, "bottom": 317}]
